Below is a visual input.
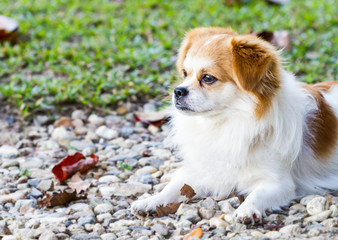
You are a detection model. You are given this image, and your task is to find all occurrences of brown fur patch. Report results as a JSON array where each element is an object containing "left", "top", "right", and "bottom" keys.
[
  {"left": 302, "top": 84, "right": 338, "bottom": 161},
  {"left": 313, "top": 81, "right": 338, "bottom": 93},
  {"left": 176, "top": 27, "right": 236, "bottom": 73},
  {"left": 231, "top": 35, "right": 281, "bottom": 118}
]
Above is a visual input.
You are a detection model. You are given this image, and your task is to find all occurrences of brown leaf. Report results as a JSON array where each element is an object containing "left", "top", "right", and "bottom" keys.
[
  {"left": 134, "top": 110, "right": 169, "bottom": 127},
  {"left": 38, "top": 188, "right": 87, "bottom": 208},
  {"left": 255, "top": 30, "right": 291, "bottom": 51},
  {"left": 154, "top": 202, "right": 182, "bottom": 217},
  {"left": 54, "top": 117, "right": 74, "bottom": 127},
  {"left": 180, "top": 184, "right": 196, "bottom": 199},
  {"left": 67, "top": 173, "right": 91, "bottom": 193},
  {"left": 149, "top": 184, "right": 196, "bottom": 217}
]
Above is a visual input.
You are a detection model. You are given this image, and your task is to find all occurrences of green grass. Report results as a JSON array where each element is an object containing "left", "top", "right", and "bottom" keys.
[{"left": 0, "top": 0, "right": 337, "bottom": 115}]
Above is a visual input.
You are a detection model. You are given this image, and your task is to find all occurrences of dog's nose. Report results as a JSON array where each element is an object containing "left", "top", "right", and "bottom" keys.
[{"left": 174, "top": 87, "right": 189, "bottom": 99}]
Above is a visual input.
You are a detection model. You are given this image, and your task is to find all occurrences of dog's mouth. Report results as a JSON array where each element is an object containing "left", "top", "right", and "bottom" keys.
[{"left": 175, "top": 101, "right": 194, "bottom": 112}]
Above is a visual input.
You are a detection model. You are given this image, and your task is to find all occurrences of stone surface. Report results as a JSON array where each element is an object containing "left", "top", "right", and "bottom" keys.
[{"left": 0, "top": 106, "right": 337, "bottom": 240}]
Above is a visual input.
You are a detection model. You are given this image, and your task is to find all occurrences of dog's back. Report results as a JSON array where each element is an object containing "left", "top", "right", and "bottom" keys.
[{"left": 293, "top": 81, "right": 338, "bottom": 195}]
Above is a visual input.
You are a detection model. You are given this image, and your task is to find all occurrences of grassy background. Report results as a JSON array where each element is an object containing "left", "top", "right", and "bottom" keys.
[{"left": 0, "top": 0, "right": 337, "bottom": 115}]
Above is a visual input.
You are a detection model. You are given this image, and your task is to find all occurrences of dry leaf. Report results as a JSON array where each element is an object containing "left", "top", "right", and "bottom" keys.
[
  {"left": 134, "top": 110, "right": 169, "bottom": 127},
  {"left": 52, "top": 152, "right": 99, "bottom": 182},
  {"left": 254, "top": 30, "right": 291, "bottom": 50},
  {"left": 152, "top": 184, "right": 196, "bottom": 217},
  {"left": 54, "top": 117, "right": 74, "bottom": 127},
  {"left": 37, "top": 188, "right": 87, "bottom": 208},
  {"left": 184, "top": 227, "right": 203, "bottom": 240},
  {"left": 67, "top": 173, "right": 91, "bottom": 193},
  {"left": 180, "top": 184, "right": 196, "bottom": 199},
  {"left": 154, "top": 202, "right": 182, "bottom": 217}
]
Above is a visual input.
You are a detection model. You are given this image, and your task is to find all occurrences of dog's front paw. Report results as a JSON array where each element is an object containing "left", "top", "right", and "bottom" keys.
[
  {"left": 234, "top": 206, "right": 262, "bottom": 225},
  {"left": 131, "top": 195, "right": 169, "bottom": 217},
  {"left": 131, "top": 198, "right": 157, "bottom": 217}
]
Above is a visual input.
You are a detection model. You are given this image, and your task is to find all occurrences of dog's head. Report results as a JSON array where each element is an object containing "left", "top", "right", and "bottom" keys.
[{"left": 173, "top": 27, "right": 281, "bottom": 118}]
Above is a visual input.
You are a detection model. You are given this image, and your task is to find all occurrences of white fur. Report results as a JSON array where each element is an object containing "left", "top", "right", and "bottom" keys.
[{"left": 132, "top": 60, "right": 338, "bottom": 222}]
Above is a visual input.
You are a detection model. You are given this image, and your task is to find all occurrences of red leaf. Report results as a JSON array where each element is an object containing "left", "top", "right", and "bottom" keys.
[{"left": 52, "top": 152, "right": 98, "bottom": 182}]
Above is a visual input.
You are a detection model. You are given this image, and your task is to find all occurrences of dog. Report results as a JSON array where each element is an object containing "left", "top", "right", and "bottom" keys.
[{"left": 131, "top": 27, "right": 338, "bottom": 224}]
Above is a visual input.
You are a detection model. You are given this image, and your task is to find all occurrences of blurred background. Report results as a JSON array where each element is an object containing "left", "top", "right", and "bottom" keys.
[{"left": 0, "top": 0, "right": 337, "bottom": 117}]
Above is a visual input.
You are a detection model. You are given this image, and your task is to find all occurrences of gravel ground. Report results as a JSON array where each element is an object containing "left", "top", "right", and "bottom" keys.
[{"left": 0, "top": 102, "right": 337, "bottom": 240}]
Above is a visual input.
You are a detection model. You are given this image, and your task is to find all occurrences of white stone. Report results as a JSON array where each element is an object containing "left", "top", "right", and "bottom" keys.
[
  {"left": 151, "top": 148, "right": 172, "bottom": 160},
  {"left": 98, "top": 175, "right": 119, "bottom": 183},
  {"left": 135, "top": 166, "right": 158, "bottom": 176},
  {"left": 306, "top": 196, "right": 328, "bottom": 215},
  {"left": 304, "top": 210, "right": 332, "bottom": 222},
  {"left": 88, "top": 114, "right": 105, "bottom": 126},
  {"left": 300, "top": 195, "right": 322, "bottom": 205},
  {"left": 95, "top": 126, "right": 118, "bottom": 140},
  {"left": 265, "top": 231, "right": 282, "bottom": 239},
  {"left": 66, "top": 203, "right": 93, "bottom": 215},
  {"left": 37, "top": 139, "right": 59, "bottom": 150},
  {"left": 209, "top": 217, "right": 228, "bottom": 229},
  {"left": 100, "top": 233, "right": 117, "bottom": 240},
  {"left": 51, "top": 127, "right": 76, "bottom": 146},
  {"left": 94, "top": 203, "right": 114, "bottom": 214},
  {"left": 99, "top": 183, "right": 151, "bottom": 197},
  {"left": 96, "top": 213, "right": 112, "bottom": 223},
  {"left": 148, "top": 125, "right": 159, "bottom": 135},
  {"left": 0, "top": 145, "right": 19, "bottom": 158},
  {"left": 279, "top": 224, "right": 300, "bottom": 235},
  {"left": 38, "top": 230, "right": 57, "bottom": 240},
  {"left": 322, "top": 218, "right": 338, "bottom": 227},
  {"left": 72, "top": 110, "right": 86, "bottom": 120},
  {"left": 330, "top": 205, "right": 338, "bottom": 217},
  {"left": 19, "top": 158, "right": 44, "bottom": 171},
  {"left": 251, "top": 231, "right": 264, "bottom": 237},
  {"left": 219, "top": 200, "right": 235, "bottom": 214}
]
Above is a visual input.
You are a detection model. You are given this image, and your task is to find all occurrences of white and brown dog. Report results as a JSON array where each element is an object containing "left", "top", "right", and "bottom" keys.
[{"left": 131, "top": 27, "right": 338, "bottom": 224}]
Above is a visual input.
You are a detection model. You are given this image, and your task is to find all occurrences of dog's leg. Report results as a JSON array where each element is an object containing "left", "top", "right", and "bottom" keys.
[
  {"left": 131, "top": 168, "right": 199, "bottom": 217},
  {"left": 234, "top": 177, "right": 295, "bottom": 224}
]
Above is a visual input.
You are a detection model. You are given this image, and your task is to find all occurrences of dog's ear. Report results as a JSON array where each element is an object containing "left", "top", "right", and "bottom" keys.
[
  {"left": 177, "top": 27, "right": 236, "bottom": 70},
  {"left": 231, "top": 35, "right": 280, "bottom": 92}
]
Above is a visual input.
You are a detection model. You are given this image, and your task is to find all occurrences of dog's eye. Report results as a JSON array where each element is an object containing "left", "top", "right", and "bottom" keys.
[
  {"left": 183, "top": 69, "right": 187, "bottom": 78},
  {"left": 201, "top": 74, "right": 217, "bottom": 84}
]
